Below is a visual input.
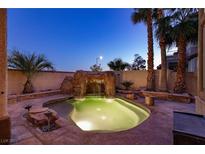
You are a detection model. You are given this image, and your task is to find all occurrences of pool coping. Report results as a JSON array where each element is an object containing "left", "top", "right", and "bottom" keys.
[
  {"left": 116, "top": 95, "right": 151, "bottom": 114},
  {"left": 43, "top": 95, "right": 151, "bottom": 133},
  {"left": 9, "top": 94, "right": 195, "bottom": 144}
]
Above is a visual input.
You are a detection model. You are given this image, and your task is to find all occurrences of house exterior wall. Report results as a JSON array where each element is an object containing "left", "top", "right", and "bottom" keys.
[
  {"left": 0, "top": 9, "right": 10, "bottom": 145},
  {"left": 196, "top": 9, "right": 205, "bottom": 115},
  {"left": 167, "top": 43, "right": 198, "bottom": 72},
  {"left": 188, "top": 57, "right": 197, "bottom": 72},
  {"left": 8, "top": 69, "right": 74, "bottom": 95},
  {"left": 0, "top": 9, "right": 8, "bottom": 117}
]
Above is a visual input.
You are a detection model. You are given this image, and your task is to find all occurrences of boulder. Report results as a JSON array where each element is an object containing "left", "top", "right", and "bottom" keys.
[
  {"left": 60, "top": 76, "right": 74, "bottom": 94},
  {"left": 73, "top": 71, "right": 116, "bottom": 98},
  {"left": 73, "top": 71, "right": 87, "bottom": 97},
  {"left": 104, "top": 71, "right": 116, "bottom": 97}
]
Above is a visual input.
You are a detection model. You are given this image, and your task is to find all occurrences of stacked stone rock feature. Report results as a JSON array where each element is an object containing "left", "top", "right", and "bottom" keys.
[
  {"left": 104, "top": 71, "right": 116, "bottom": 97},
  {"left": 73, "top": 71, "right": 87, "bottom": 98},
  {"left": 72, "top": 71, "right": 116, "bottom": 98},
  {"left": 60, "top": 76, "right": 74, "bottom": 94}
]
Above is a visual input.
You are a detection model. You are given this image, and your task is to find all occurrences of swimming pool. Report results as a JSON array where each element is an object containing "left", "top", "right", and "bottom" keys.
[{"left": 46, "top": 96, "right": 150, "bottom": 132}]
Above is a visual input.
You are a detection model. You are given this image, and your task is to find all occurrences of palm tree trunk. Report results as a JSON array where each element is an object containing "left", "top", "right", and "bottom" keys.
[
  {"left": 157, "top": 9, "right": 168, "bottom": 92},
  {"left": 174, "top": 33, "right": 186, "bottom": 93},
  {"left": 146, "top": 9, "right": 155, "bottom": 91},
  {"left": 23, "top": 77, "right": 34, "bottom": 94}
]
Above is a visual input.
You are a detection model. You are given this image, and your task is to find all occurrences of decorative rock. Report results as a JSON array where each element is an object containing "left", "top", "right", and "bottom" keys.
[
  {"left": 73, "top": 71, "right": 116, "bottom": 98},
  {"left": 60, "top": 76, "right": 74, "bottom": 94},
  {"left": 104, "top": 71, "right": 116, "bottom": 97},
  {"left": 73, "top": 71, "right": 87, "bottom": 98}
]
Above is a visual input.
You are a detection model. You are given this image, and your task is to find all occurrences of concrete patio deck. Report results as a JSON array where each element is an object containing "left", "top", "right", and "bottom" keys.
[{"left": 8, "top": 94, "right": 195, "bottom": 145}]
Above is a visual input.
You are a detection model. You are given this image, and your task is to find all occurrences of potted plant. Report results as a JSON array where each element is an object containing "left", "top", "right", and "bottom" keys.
[
  {"left": 121, "top": 81, "right": 134, "bottom": 90},
  {"left": 121, "top": 81, "right": 134, "bottom": 100}
]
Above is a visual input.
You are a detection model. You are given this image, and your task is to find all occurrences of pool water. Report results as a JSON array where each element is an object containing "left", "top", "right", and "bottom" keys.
[{"left": 70, "top": 96, "right": 150, "bottom": 132}]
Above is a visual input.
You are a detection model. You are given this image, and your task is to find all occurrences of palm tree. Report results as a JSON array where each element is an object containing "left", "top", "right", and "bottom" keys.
[
  {"left": 107, "top": 58, "right": 130, "bottom": 71},
  {"left": 8, "top": 49, "right": 54, "bottom": 93},
  {"left": 154, "top": 8, "right": 169, "bottom": 92},
  {"left": 167, "top": 9, "right": 198, "bottom": 93},
  {"left": 156, "top": 9, "right": 167, "bottom": 92},
  {"left": 132, "top": 9, "right": 155, "bottom": 91}
]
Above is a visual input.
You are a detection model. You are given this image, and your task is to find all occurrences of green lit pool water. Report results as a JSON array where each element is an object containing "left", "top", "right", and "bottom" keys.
[{"left": 70, "top": 96, "right": 150, "bottom": 132}]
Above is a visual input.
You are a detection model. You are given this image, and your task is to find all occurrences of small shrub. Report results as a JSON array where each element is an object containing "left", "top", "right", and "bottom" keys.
[{"left": 121, "top": 81, "right": 134, "bottom": 90}]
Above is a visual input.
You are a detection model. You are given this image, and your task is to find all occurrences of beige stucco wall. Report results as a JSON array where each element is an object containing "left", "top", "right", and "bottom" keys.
[
  {"left": 8, "top": 69, "right": 197, "bottom": 96},
  {"left": 121, "top": 71, "right": 148, "bottom": 89},
  {"left": 8, "top": 69, "right": 74, "bottom": 95},
  {"left": 196, "top": 9, "right": 205, "bottom": 115},
  {"left": 117, "top": 70, "right": 197, "bottom": 96},
  {"left": 185, "top": 72, "right": 197, "bottom": 96}
]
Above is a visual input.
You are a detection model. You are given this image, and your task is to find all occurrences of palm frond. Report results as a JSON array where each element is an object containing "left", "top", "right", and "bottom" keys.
[
  {"left": 131, "top": 9, "right": 148, "bottom": 24},
  {"left": 8, "top": 49, "right": 54, "bottom": 78},
  {"left": 107, "top": 58, "right": 130, "bottom": 71},
  {"left": 154, "top": 15, "right": 174, "bottom": 48}
]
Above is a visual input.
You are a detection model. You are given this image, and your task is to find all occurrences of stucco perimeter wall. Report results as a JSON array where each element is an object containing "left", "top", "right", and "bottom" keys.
[
  {"left": 120, "top": 70, "right": 148, "bottom": 89},
  {"left": 118, "top": 70, "right": 197, "bottom": 96},
  {"left": 8, "top": 69, "right": 197, "bottom": 96},
  {"left": 8, "top": 69, "right": 74, "bottom": 95}
]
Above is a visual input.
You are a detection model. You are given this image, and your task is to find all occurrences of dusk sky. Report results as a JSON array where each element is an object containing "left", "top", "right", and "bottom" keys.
[{"left": 8, "top": 8, "right": 161, "bottom": 71}]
